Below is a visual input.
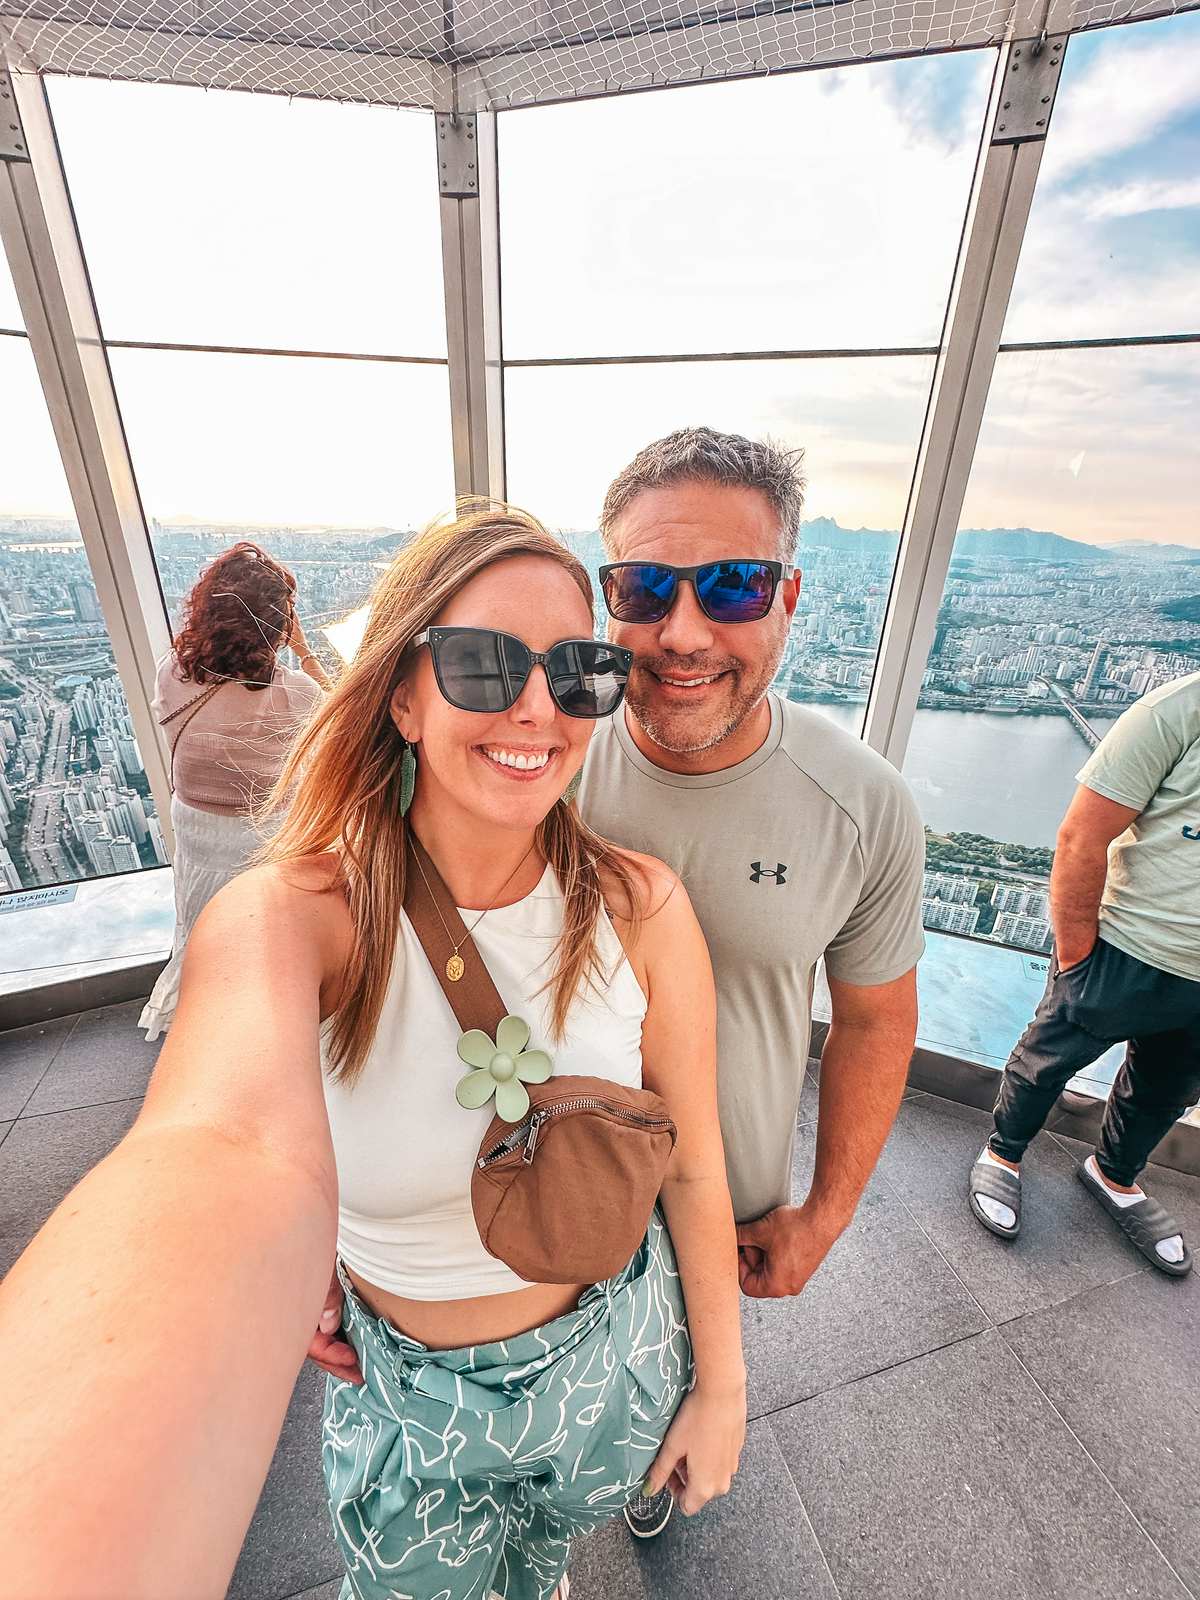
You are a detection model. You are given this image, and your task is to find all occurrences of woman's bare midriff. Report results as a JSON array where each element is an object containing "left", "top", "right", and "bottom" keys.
[{"left": 346, "top": 1268, "right": 589, "bottom": 1351}]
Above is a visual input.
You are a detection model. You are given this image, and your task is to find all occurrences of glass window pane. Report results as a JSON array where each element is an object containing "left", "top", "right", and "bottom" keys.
[
  {"left": 0, "top": 334, "right": 170, "bottom": 908},
  {"left": 49, "top": 79, "right": 448, "bottom": 356},
  {"left": 1004, "top": 10, "right": 1200, "bottom": 342},
  {"left": 107, "top": 347, "right": 456, "bottom": 636},
  {"left": 499, "top": 51, "right": 993, "bottom": 359},
  {"left": 0, "top": 875, "right": 174, "bottom": 997},
  {"left": 904, "top": 345, "right": 1200, "bottom": 982},
  {"left": 946, "top": 346, "right": 1199, "bottom": 546},
  {"left": 0, "top": 276, "right": 22, "bottom": 330},
  {"left": 503, "top": 355, "right": 935, "bottom": 724},
  {"left": 1, "top": 336, "right": 74, "bottom": 525}
]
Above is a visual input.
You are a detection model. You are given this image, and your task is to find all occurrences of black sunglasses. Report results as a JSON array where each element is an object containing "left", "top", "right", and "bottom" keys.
[
  {"left": 411, "top": 627, "right": 632, "bottom": 719},
  {"left": 599, "top": 559, "right": 793, "bottom": 625}
]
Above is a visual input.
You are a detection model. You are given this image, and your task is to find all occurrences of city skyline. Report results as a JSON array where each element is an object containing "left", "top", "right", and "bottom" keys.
[{"left": 4, "top": 510, "right": 1196, "bottom": 946}]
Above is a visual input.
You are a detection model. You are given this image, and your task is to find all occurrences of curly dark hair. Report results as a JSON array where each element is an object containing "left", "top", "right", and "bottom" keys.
[{"left": 173, "top": 542, "right": 298, "bottom": 691}]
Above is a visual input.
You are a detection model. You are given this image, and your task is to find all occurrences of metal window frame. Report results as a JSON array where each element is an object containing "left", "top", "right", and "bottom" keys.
[
  {"left": 0, "top": 25, "right": 1151, "bottom": 1040},
  {"left": 438, "top": 96, "right": 506, "bottom": 501},
  {"left": 0, "top": 31, "right": 1086, "bottom": 864},
  {"left": 0, "top": 52, "right": 176, "bottom": 853}
]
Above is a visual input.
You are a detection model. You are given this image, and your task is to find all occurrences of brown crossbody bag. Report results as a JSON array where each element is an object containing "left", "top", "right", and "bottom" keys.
[{"left": 403, "top": 835, "right": 677, "bottom": 1285}]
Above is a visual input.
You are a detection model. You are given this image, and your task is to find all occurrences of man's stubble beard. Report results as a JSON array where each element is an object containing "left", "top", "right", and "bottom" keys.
[
  {"left": 626, "top": 683, "right": 751, "bottom": 755},
  {"left": 624, "top": 629, "right": 786, "bottom": 757}
]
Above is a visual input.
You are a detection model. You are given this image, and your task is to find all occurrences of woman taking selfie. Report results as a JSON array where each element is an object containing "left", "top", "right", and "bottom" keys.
[
  {"left": 273, "top": 504, "right": 744, "bottom": 1599},
  {"left": 0, "top": 506, "right": 743, "bottom": 1600}
]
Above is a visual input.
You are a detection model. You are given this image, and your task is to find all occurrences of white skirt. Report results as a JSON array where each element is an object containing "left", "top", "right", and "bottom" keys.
[{"left": 138, "top": 795, "right": 269, "bottom": 1041}]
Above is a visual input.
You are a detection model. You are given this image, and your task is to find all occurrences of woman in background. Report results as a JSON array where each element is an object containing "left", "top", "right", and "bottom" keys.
[{"left": 139, "top": 541, "right": 332, "bottom": 1039}]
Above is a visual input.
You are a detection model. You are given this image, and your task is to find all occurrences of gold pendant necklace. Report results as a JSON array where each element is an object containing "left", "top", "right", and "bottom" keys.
[{"left": 412, "top": 840, "right": 537, "bottom": 982}]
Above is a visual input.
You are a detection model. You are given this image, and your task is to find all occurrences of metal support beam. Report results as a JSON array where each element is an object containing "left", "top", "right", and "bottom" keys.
[
  {"left": 437, "top": 105, "right": 506, "bottom": 501},
  {"left": 0, "top": 57, "right": 175, "bottom": 851},
  {"left": 0, "top": 62, "right": 27, "bottom": 160},
  {"left": 862, "top": 36, "right": 1067, "bottom": 767}
]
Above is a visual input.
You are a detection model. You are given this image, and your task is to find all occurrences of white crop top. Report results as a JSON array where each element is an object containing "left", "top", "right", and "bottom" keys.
[{"left": 321, "top": 865, "right": 648, "bottom": 1300}]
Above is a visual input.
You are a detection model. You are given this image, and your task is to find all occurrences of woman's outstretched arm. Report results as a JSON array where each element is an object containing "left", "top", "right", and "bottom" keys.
[{"left": 0, "top": 863, "right": 342, "bottom": 1600}]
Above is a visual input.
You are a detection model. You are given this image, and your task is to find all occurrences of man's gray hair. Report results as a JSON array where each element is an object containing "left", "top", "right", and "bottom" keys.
[{"left": 600, "top": 426, "right": 806, "bottom": 562}]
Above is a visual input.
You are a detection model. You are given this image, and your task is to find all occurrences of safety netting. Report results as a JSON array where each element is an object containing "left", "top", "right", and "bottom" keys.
[{"left": 1, "top": 0, "right": 1196, "bottom": 108}]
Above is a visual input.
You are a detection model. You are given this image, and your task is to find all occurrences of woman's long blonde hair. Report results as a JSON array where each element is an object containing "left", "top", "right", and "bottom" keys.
[{"left": 258, "top": 503, "right": 644, "bottom": 1085}]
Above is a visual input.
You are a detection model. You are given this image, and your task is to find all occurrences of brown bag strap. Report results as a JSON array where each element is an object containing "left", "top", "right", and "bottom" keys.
[
  {"left": 158, "top": 681, "right": 223, "bottom": 729},
  {"left": 403, "top": 832, "right": 508, "bottom": 1040},
  {"left": 160, "top": 681, "right": 224, "bottom": 789}
]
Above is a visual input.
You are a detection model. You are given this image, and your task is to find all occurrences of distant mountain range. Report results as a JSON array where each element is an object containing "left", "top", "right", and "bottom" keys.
[
  {"left": 1103, "top": 540, "right": 1200, "bottom": 563},
  {"left": 799, "top": 518, "right": 1200, "bottom": 564},
  {"left": 3, "top": 512, "right": 1197, "bottom": 566}
]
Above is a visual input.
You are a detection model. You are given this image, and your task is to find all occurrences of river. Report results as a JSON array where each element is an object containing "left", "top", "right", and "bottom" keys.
[{"left": 805, "top": 701, "right": 1119, "bottom": 848}]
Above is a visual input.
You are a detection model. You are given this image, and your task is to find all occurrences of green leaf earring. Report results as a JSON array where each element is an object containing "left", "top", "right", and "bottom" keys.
[
  {"left": 399, "top": 742, "right": 417, "bottom": 816},
  {"left": 455, "top": 1014, "right": 554, "bottom": 1122},
  {"left": 561, "top": 770, "right": 582, "bottom": 806}
]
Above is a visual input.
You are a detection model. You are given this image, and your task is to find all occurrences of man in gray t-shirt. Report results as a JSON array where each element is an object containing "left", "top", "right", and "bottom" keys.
[
  {"left": 583, "top": 695, "right": 923, "bottom": 1224},
  {"left": 579, "top": 426, "right": 924, "bottom": 1285}
]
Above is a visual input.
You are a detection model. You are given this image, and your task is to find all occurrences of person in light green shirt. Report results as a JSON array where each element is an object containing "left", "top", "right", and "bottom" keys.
[
  {"left": 969, "top": 670, "right": 1200, "bottom": 1276},
  {"left": 1079, "top": 672, "right": 1200, "bottom": 982}
]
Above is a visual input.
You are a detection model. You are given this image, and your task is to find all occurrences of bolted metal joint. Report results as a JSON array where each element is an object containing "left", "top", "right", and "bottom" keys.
[
  {"left": 0, "top": 68, "right": 30, "bottom": 164},
  {"left": 436, "top": 112, "right": 480, "bottom": 199},
  {"left": 992, "top": 33, "right": 1067, "bottom": 146}
]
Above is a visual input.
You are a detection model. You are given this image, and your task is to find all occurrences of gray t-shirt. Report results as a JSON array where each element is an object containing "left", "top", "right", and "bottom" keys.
[
  {"left": 1076, "top": 670, "right": 1200, "bottom": 983},
  {"left": 579, "top": 694, "right": 926, "bottom": 1222}
]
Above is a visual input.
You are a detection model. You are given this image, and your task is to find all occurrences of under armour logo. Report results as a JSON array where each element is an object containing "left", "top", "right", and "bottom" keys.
[
  {"left": 1184, "top": 825, "right": 1200, "bottom": 840},
  {"left": 750, "top": 862, "right": 788, "bottom": 885}
]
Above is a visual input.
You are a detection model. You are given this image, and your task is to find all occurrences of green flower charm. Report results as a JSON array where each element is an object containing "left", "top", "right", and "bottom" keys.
[{"left": 455, "top": 1014, "right": 553, "bottom": 1123}]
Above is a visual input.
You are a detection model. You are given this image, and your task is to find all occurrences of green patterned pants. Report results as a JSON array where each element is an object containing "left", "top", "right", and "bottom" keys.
[{"left": 322, "top": 1210, "right": 692, "bottom": 1600}]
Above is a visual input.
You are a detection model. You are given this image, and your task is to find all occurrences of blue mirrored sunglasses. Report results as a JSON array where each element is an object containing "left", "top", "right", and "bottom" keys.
[{"left": 598, "top": 559, "right": 793, "bottom": 625}]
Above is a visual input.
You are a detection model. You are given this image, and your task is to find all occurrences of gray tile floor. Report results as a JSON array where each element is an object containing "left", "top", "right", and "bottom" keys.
[{"left": 3, "top": 1003, "right": 1198, "bottom": 1600}]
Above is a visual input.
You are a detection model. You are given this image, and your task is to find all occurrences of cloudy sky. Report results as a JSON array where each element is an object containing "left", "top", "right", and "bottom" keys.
[{"left": 2, "top": 12, "right": 1196, "bottom": 546}]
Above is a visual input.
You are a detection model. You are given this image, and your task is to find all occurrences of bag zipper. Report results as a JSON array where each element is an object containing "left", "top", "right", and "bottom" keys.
[{"left": 476, "top": 1097, "right": 672, "bottom": 1170}]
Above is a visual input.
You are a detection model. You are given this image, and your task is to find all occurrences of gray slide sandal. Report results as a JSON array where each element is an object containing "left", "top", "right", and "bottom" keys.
[
  {"left": 1077, "top": 1162, "right": 1192, "bottom": 1277},
  {"left": 969, "top": 1158, "right": 1021, "bottom": 1239}
]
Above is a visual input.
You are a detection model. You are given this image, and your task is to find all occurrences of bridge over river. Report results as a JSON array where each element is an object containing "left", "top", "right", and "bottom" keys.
[{"left": 1038, "top": 677, "right": 1102, "bottom": 750}]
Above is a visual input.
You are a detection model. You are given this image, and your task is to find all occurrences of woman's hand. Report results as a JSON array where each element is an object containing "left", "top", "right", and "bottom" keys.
[
  {"left": 287, "top": 614, "right": 334, "bottom": 689},
  {"left": 306, "top": 1271, "right": 362, "bottom": 1385},
  {"left": 288, "top": 611, "right": 311, "bottom": 657},
  {"left": 643, "top": 1381, "right": 746, "bottom": 1516}
]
